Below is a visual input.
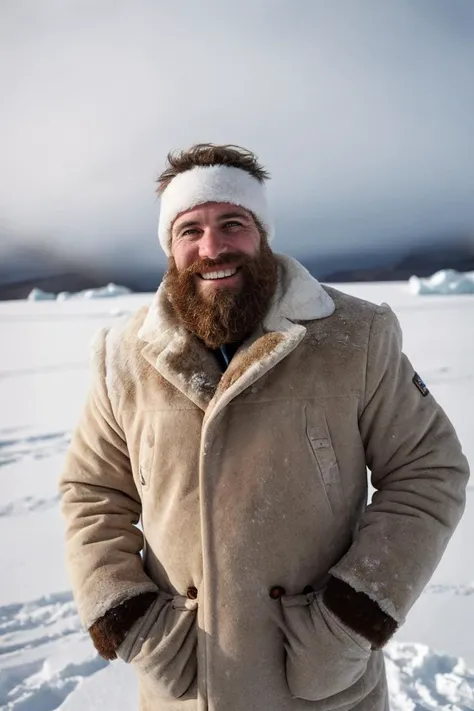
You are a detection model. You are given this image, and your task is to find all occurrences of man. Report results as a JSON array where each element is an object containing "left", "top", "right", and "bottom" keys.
[{"left": 60, "top": 144, "right": 470, "bottom": 711}]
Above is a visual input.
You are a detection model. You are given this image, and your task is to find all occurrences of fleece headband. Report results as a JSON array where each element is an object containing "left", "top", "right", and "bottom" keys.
[{"left": 158, "top": 165, "right": 274, "bottom": 255}]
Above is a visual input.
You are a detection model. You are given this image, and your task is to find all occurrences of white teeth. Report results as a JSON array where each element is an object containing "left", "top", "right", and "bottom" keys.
[{"left": 201, "top": 268, "right": 237, "bottom": 280}]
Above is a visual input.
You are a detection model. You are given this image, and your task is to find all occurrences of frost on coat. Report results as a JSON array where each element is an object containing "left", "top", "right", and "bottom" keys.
[{"left": 59, "top": 254, "right": 469, "bottom": 711}]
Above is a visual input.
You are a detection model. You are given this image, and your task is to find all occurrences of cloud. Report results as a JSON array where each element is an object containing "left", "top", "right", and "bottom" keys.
[{"left": 1, "top": 0, "right": 474, "bottom": 267}]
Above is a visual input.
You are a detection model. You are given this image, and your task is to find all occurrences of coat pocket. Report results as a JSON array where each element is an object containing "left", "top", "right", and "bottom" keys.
[
  {"left": 280, "top": 590, "right": 378, "bottom": 706},
  {"left": 304, "top": 407, "right": 343, "bottom": 512},
  {"left": 117, "top": 591, "right": 197, "bottom": 699}
]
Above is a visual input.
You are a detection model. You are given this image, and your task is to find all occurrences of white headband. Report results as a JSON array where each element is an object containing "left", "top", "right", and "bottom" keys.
[{"left": 157, "top": 165, "right": 274, "bottom": 255}]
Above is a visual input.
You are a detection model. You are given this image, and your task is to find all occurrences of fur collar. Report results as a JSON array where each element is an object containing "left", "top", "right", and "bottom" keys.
[
  {"left": 139, "top": 254, "right": 334, "bottom": 342},
  {"left": 138, "top": 254, "right": 335, "bottom": 413}
]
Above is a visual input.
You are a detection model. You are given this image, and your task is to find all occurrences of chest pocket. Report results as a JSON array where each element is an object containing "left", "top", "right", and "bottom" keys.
[{"left": 305, "top": 406, "right": 343, "bottom": 513}]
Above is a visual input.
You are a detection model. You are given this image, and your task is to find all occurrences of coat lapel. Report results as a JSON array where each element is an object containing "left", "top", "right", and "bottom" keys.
[
  {"left": 138, "top": 254, "right": 335, "bottom": 412},
  {"left": 139, "top": 290, "right": 222, "bottom": 411}
]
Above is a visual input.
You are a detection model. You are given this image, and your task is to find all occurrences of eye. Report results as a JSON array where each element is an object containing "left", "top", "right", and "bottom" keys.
[
  {"left": 223, "top": 220, "right": 242, "bottom": 229},
  {"left": 182, "top": 227, "right": 200, "bottom": 237}
]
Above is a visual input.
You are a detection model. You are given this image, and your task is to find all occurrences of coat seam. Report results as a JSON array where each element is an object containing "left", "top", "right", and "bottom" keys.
[{"left": 360, "top": 307, "right": 380, "bottom": 417}]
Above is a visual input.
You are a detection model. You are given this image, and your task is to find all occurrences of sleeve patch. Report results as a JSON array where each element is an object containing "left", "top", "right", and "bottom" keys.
[{"left": 413, "top": 372, "right": 430, "bottom": 397}]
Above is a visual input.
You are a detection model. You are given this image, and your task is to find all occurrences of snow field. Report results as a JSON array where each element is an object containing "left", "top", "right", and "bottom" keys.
[{"left": 0, "top": 282, "right": 473, "bottom": 710}]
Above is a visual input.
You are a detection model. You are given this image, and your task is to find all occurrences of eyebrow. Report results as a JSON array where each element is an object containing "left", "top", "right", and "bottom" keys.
[
  {"left": 175, "top": 219, "right": 200, "bottom": 232},
  {"left": 217, "top": 211, "right": 250, "bottom": 221}
]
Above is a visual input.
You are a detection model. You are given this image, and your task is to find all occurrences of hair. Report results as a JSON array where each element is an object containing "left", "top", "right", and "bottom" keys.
[{"left": 156, "top": 143, "right": 270, "bottom": 195}]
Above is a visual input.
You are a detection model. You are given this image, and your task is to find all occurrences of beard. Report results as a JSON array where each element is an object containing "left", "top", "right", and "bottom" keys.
[{"left": 164, "top": 240, "right": 278, "bottom": 349}]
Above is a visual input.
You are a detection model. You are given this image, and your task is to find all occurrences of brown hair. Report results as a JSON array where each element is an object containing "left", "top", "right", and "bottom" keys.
[{"left": 156, "top": 143, "right": 270, "bottom": 195}]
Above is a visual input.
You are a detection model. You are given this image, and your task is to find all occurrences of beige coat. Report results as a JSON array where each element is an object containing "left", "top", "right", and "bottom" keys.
[{"left": 60, "top": 255, "right": 469, "bottom": 711}]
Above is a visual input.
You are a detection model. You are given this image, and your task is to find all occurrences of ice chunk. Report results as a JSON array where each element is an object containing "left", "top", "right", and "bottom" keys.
[
  {"left": 27, "top": 288, "right": 56, "bottom": 301},
  {"left": 409, "top": 270, "right": 474, "bottom": 295}
]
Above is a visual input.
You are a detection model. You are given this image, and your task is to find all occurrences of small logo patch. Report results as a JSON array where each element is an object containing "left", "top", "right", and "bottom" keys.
[{"left": 413, "top": 372, "right": 429, "bottom": 397}]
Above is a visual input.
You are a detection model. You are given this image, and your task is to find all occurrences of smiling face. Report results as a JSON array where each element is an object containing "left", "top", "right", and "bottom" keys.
[
  {"left": 171, "top": 202, "right": 261, "bottom": 297},
  {"left": 165, "top": 202, "right": 277, "bottom": 348}
]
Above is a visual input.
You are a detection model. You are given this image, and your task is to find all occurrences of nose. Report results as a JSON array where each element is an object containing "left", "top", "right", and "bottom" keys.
[{"left": 198, "top": 225, "right": 226, "bottom": 261}]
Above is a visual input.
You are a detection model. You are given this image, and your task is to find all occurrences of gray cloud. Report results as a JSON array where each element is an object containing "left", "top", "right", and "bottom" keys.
[{"left": 1, "top": 0, "right": 474, "bottom": 268}]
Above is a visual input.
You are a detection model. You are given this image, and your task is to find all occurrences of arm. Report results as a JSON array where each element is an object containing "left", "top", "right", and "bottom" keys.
[
  {"left": 59, "top": 328, "right": 158, "bottom": 655},
  {"left": 325, "top": 304, "right": 470, "bottom": 646}
]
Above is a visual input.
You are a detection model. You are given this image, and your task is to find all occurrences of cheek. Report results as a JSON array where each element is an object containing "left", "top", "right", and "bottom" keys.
[
  {"left": 233, "top": 230, "right": 260, "bottom": 256},
  {"left": 172, "top": 243, "right": 198, "bottom": 271}
]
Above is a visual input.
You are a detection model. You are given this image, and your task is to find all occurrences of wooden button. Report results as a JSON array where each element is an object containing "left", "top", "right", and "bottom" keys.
[{"left": 269, "top": 585, "right": 286, "bottom": 600}]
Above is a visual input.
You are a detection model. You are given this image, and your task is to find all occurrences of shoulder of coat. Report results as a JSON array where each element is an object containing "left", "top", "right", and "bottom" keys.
[
  {"left": 95, "top": 305, "right": 150, "bottom": 376},
  {"left": 318, "top": 285, "right": 381, "bottom": 322},
  {"left": 300, "top": 285, "right": 389, "bottom": 357},
  {"left": 104, "top": 305, "right": 149, "bottom": 351},
  {"left": 98, "top": 306, "right": 160, "bottom": 402}
]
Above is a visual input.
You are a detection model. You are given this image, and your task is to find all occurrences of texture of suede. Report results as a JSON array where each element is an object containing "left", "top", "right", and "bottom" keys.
[
  {"left": 279, "top": 590, "right": 375, "bottom": 703},
  {"left": 117, "top": 591, "right": 198, "bottom": 699},
  {"left": 59, "top": 254, "right": 470, "bottom": 711}
]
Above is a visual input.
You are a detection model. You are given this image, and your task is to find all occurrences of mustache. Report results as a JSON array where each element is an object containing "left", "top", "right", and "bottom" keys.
[{"left": 183, "top": 253, "right": 254, "bottom": 276}]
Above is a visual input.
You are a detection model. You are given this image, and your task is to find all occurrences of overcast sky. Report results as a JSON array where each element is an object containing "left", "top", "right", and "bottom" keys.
[{"left": 1, "top": 0, "right": 474, "bottom": 270}]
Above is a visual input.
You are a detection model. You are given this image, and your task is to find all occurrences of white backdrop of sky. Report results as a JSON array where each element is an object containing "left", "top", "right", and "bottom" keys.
[{"left": 1, "top": 0, "right": 474, "bottom": 270}]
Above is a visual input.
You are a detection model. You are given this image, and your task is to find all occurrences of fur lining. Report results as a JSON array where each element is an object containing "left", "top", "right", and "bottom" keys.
[
  {"left": 157, "top": 165, "right": 274, "bottom": 255},
  {"left": 165, "top": 338, "right": 222, "bottom": 401},
  {"left": 322, "top": 576, "right": 397, "bottom": 649},
  {"left": 88, "top": 591, "right": 158, "bottom": 660},
  {"left": 218, "top": 333, "right": 285, "bottom": 392}
]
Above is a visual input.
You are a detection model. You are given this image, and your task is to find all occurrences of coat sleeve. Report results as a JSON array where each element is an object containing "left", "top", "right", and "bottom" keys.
[
  {"left": 59, "top": 328, "right": 158, "bottom": 629},
  {"left": 330, "top": 304, "right": 470, "bottom": 625}
]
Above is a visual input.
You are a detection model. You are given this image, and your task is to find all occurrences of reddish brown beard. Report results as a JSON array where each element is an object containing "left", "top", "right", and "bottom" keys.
[{"left": 165, "top": 241, "right": 278, "bottom": 349}]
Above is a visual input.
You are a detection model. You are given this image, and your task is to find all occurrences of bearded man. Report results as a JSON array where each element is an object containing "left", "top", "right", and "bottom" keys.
[{"left": 60, "top": 144, "right": 469, "bottom": 711}]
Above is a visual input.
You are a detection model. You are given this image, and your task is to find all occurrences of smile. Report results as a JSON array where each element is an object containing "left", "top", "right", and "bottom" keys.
[{"left": 200, "top": 268, "right": 239, "bottom": 281}]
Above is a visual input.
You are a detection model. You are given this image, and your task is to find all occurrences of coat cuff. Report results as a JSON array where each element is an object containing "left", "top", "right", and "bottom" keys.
[
  {"left": 88, "top": 591, "right": 158, "bottom": 660},
  {"left": 322, "top": 576, "right": 398, "bottom": 649}
]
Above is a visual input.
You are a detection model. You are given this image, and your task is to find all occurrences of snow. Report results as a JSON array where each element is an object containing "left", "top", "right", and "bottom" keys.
[
  {"left": 0, "top": 281, "right": 473, "bottom": 710},
  {"left": 28, "top": 283, "right": 132, "bottom": 302},
  {"left": 409, "top": 270, "right": 474, "bottom": 295}
]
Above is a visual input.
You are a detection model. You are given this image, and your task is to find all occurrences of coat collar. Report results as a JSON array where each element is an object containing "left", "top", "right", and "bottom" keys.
[{"left": 138, "top": 254, "right": 335, "bottom": 412}]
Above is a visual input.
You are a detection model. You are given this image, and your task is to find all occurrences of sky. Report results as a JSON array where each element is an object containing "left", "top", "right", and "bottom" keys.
[{"left": 1, "top": 0, "right": 474, "bottom": 273}]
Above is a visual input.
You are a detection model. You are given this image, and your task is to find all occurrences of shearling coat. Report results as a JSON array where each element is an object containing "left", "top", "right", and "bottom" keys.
[{"left": 60, "top": 255, "right": 469, "bottom": 711}]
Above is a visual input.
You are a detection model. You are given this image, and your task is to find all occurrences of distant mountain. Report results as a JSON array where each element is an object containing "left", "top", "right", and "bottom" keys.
[
  {"left": 0, "top": 246, "right": 162, "bottom": 300},
  {"left": 313, "top": 238, "right": 474, "bottom": 283}
]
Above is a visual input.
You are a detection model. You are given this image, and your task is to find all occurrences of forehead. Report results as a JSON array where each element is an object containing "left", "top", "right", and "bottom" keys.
[{"left": 173, "top": 202, "right": 252, "bottom": 229}]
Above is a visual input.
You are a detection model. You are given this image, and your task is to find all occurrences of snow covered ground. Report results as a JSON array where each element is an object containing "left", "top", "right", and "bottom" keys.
[{"left": 0, "top": 280, "right": 473, "bottom": 710}]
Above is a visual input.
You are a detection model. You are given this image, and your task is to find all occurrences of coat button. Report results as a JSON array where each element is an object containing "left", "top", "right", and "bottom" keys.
[
  {"left": 269, "top": 585, "right": 286, "bottom": 600},
  {"left": 186, "top": 586, "right": 198, "bottom": 600}
]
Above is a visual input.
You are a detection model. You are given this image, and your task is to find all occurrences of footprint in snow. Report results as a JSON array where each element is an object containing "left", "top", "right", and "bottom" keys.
[
  {"left": 0, "top": 655, "right": 108, "bottom": 711},
  {"left": 0, "top": 592, "right": 108, "bottom": 710},
  {"left": 386, "top": 641, "right": 474, "bottom": 711},
  {"left": 425, "top": 583, "right": 474, "bottom": 596},
  {"left": 0, "top": 431, "right": 71, "bottom": 469},
  {"left": 0, "top": 495, "right": 62, "bottom": 518}
]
